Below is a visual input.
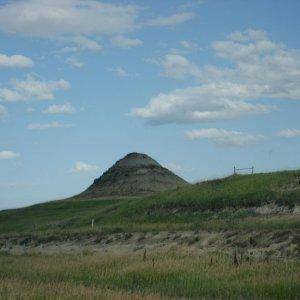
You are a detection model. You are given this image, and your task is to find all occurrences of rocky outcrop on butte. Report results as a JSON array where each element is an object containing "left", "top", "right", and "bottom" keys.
[{"left": 78, "top": 152, "right": 188, "bottom": 198}]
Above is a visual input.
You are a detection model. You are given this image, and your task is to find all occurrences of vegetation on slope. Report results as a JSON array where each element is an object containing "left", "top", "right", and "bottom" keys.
[
  {"left": 0, "top": 170, "right": 299, "bottom": 237},
  {"left": 0, "top": 171, "right": 299, "bottom": 299}
]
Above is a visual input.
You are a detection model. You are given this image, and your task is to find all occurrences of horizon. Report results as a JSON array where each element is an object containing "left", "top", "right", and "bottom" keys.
[
  {"left": 1, "top": 165, "right": 299, "bottom": 212},
  {"left": 1, "top": 0, "right": 300, "bottom": 210}
]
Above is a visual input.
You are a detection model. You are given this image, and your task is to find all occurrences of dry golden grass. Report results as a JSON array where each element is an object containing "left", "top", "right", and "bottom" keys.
[
  {"left": 0, "top": 278, "right": 165, "bottom": 300},
  {"left": 0, "top": 247, "right": 299, "bottom": 299}
]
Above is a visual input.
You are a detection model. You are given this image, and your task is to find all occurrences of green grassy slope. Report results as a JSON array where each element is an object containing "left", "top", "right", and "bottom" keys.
[{"left": 1, "top": 170, "right": 300, "bottom": 237}]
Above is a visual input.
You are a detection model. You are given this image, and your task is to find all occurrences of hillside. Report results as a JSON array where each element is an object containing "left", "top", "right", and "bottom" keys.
[
  {"left": 77, "top": 152, "right": 188, "bottom": 198},
  {"left": 0, "top": 169, "right": 299, "bottom": 237},
  {"left": 1, "top": 169, "right": 300, "bottom": 299}
]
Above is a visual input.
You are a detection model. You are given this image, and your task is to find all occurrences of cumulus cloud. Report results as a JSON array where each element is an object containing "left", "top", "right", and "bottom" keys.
[
  {"left": 27, "top": 121, "right": 73, "bottom": 130},
  {"left": 43, "top": 102, "right": 75, "bottom": 114},
  {"left": 0, "top": 88, "right": 24, "bottom": 102},
  {"left": 71, "top": 161, "right": 99, "bottom": 173},
  {"left": 186, "top": 128, "right": 264, "bottom": 147},
  {"left": 210, "top": 29, "right": 300, "bottom": 100},
  {"left": 132, "top": 28, "right": 300, "bottom": 125},
  {"left": 132, "top": 84, "right": 274, "bottom": 125},
  {"left": 277, "top": 129, "right": 300, "bottom": 138},
  {"left": 146, "top": 12, "right": 195, "bottom": 27},
  {"left": 180, "top": 40, "right": 199, "bottom": 51},
  {"left": 0, "top": 75, "right": 70, "bottom": 102},
  {"left": 161, "top": 54, "right": 201, "bottom": 79},
  {"left": 58, "top": 36, "right": 102, "bottom": 55},
  {"left": 71, "top": 36, "right": 102, "bottom": 52},
  {"left": 0, "top": 1, "right": 194, "bottom": 56},
  {"left": 66, "top": 57, "right": 85, "bottom": 68},
  {"left": 0, "top": 53, "right": 33, "bottom": 68},
  {"left": 107, "top": 67, "right": 129, "bottom": 77},
  {"left": 227, "top": 28, "right": 267, "bottom": 43},
  {"left": 0, "top": 0, "right": 139, "bottom": 38},
  {"left": 145, "top": 54, "right": 201, "bottom": 78},
  {"left": 0, "top": 150, "right": 20, "bottom": 159},
  {"left": 110, "top": 35, "right": 143, "bottom": 49}
]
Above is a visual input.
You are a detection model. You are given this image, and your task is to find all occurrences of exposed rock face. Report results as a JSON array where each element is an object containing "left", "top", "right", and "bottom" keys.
[{"left": 78, "top": 152, "right": 188, "bottom": 198}]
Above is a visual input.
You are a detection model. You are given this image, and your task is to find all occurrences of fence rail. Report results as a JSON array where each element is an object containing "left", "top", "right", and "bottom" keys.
[{"left": 233, "top": 166, "right": 254, "bottom": 175}]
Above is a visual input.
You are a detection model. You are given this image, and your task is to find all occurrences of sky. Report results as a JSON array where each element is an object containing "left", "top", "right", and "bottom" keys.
[{"left": 0, "top": 0, "right": 300, "bottom": 210}]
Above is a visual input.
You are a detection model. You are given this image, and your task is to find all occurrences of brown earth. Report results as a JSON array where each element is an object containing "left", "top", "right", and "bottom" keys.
[
  {"left": 76, "top": 152, "right": 188, "bottom": 198},
  {"left": 1, "top": 229, "right": 299, "bottom": 260}
]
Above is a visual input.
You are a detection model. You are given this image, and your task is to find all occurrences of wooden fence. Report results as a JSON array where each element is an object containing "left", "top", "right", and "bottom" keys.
[{"left": 233, "top": 166, "right": 254, "bottom": 175}]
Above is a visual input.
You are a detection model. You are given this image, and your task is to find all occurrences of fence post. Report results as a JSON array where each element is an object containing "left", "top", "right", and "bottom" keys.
[
  {"left": 91, "top": 219, "right": 94, "bottom": 229},
  {"left": 252, "top": 166, "right": 254, "bottom": 174},
  {"left": 234, "top": 166, "right": 236, "bottom": 175}
]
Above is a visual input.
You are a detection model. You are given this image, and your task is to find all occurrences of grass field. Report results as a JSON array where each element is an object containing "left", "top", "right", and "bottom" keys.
[
  {"left": 1, "top": 170, "right": 299, "bottom": 299},
  {"left": 0, "top": 170, "right": 299, "bottom": 238},
  {"left": 0, "top": 249, "right": 299, "bottom": 299}
]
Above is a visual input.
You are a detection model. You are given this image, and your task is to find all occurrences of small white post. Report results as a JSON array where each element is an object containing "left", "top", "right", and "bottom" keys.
[{"left": 91, "top": 219, "right": 94, "bottom": 229}]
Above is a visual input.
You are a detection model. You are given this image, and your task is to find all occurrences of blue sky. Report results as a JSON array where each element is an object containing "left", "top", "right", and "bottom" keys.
[{"left": 0, "top": 0, "right": 300, "bottom": 210}]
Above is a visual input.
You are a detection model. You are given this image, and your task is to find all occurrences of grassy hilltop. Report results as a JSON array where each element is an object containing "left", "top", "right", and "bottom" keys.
[{"left": 0, "top": 169, "right": 299, "bottom": 237}]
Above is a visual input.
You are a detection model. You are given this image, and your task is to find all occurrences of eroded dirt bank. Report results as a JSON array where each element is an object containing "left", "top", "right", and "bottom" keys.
[{"left": 1, "top": 229, "right": 299, "bottom": 259}]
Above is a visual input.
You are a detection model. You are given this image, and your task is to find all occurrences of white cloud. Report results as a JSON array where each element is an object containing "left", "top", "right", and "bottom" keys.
[
  {"left": 0, "top": 75, "right": 70, "bottom": 102},
  {"left": 143, "top": 57, "right": 160, "bottom": 66},
  {"left": 71, "top": 161, "right": 99, "bottom": 173},
  {"left": 59, "top": 37, "right": 102, "bottom": 54},
  {"left": 277, "top": 129, "right": 300, "bottom": 138},
  {"left": 0, "top": 0, "right": 139, "bottom": 38},
  {"left": 145, "top": 53, "right": 202, "bottom": 78},
  {"left": 107, "top": 67, "right": 129, "bottom": 77},
  {"left": 72, "top": 36, "right": 102, "bottom": 52},
  {"left": 146, "top": 12, "right": 195, "bottom": 27},
  {"left": 133, "top": 28, "right": 300, "bottom": 125},
  {"left": 57, "top": 46, "right": 78, "bottom": 54},
  {"left": 66, "top": 57, "right": 85, "bottom": 68},
  {"left": 210, "top": 29, "right": 300, "bottom": 100},
  {"left": 161, "top": 54, "right": 201, "bottom": 79},
  {"left": 0, "top": 1, "right": 193, "bottom": 57},
  {"left": 168, "top": 48, "right": 187, "bottom": 55},
  {"left": 186, "top": 128, "right": 264, "bottom": 147},
  {"left": 0, "top": 150, "right": 20, "bottom": 160},
  {"left": 110, "top": 35, "right": 143, "bottom": 49},
  {"left": 180, "top": 40, "right": 199, "bottom": 51},
  {"left": 0, "top": 88, "right": 24, "bottom": 102},
  {"left": 227, "top": 31, "right": 249, "bottom": 42},
  {"left": 132, "top": 84, "right": 274, "bottom": 124},
  {"left": 27, "top": 121, "right": 73, "bottom": 130},
  {"left": 0, "top": 53, "right": 34, "bottom": 68},
  {"left": 43, "top": 102, "right": 75, "bottom": 114}
]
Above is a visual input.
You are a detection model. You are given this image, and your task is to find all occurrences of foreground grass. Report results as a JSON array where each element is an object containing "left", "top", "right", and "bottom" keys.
[
  {"left": 0, "top": 170, "right": 300, "bottom": 237},
  {"left": 0, "top": 249, "right": 299, "bottom": 299},
  {"left": 0, "top": 279, "right": 164, "bottom": 300}
]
